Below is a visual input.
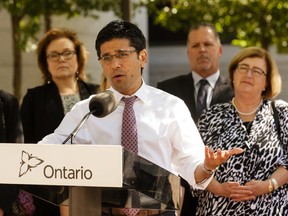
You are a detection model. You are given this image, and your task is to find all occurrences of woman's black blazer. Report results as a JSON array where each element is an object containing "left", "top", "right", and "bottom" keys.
[{"left": 20, "top": 79, "right": 99, "bottom": 143}]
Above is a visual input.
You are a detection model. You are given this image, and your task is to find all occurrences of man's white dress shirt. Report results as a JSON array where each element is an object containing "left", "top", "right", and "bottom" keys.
[{"left": 39, "top": 81, "right": 211, "bottom": 189}]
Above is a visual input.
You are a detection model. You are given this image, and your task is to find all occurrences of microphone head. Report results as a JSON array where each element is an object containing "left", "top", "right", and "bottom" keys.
[{"left": 89, "top": 90, "right": 117, "bottom": 118}]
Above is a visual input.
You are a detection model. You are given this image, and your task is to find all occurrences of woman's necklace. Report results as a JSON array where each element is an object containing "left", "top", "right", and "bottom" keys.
[{"left": 232, "top": 97, "right": 263, "bottom": 116}]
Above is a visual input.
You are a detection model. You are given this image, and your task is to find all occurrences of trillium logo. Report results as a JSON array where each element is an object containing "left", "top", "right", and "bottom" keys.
[{"left": 19, "top": 151, "right": 44, "bottom": 177}]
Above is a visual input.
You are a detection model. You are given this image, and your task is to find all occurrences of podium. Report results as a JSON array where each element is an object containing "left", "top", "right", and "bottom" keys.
[{"left": 0, "top": 144, "right": 180, "bottom": 215}]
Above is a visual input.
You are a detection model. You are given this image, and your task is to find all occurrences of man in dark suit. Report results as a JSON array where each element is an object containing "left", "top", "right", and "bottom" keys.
[
  {"left": 157, "top": 22, "right": 234, "bottom": 216},
  {"left": 0, "top": 90, "right": 23, "bottom": 216}
]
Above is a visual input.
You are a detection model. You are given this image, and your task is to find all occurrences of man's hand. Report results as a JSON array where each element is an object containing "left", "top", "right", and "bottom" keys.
[
  {"left": 204, "top": 146, "right": 244, "bottom": 170},
  {"left": 195, "top": 146, "right": 244, "bottom": 184}
]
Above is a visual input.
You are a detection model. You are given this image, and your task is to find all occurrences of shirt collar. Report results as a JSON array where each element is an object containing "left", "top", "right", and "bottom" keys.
[
  {"left": 107, "top": 78, "right": 147, "bottom": 104},
  {"left": 192, "top": 71, "right": 220, "bottom": 89}
]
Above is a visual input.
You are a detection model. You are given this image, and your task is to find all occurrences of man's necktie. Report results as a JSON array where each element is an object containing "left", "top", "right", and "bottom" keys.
[
  {"left": 121, "top": 96, "right": 140, "bottom": 216},
  {"left": 16, "top": 190, "right": 36, "bottom": 215},
  {"left": 196, "top": 79, "right": 209, "bottom": 119},
  {"left": 121, "top": 96, "right": 138, "bottom": 153}
]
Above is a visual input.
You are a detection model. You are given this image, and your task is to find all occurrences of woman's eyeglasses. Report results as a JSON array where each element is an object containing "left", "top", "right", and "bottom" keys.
[{"left": 47, "top": 50, "right": 76, "bottom": 62}]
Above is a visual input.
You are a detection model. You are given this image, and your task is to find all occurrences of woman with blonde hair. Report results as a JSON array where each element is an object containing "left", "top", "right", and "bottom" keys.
[
  {"left": 194, "top": 47, "right": 288, "bottom": 215},
  {"left": 98, "top": 71, "right": 110, "bottom": 92}
]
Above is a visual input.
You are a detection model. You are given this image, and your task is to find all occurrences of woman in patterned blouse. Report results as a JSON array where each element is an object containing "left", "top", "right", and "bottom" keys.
[{"left": 194, "top": 47, "right": 288, "bottom": 215}]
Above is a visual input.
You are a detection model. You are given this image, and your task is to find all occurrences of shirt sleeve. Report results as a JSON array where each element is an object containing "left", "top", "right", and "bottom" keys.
[{"left": 168, "top": 99, "right": 211, "bottom": 190}]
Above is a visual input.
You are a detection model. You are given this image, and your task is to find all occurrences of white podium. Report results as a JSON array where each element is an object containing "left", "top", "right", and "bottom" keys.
[{"left": 0, "top": 144, "right": 180, "bottom": 215}]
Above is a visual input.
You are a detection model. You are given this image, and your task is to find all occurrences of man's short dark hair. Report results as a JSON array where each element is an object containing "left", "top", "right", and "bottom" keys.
[
  {"left": 188, "top": 22, "right": 220, "bottom": 43},
  {"left": 95, "top": 20, "right": 146, "bottom": 58}
]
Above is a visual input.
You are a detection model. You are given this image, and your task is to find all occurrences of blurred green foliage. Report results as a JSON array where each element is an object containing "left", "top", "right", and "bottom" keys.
[
  {"left": 142, "top": 0, "right": 288, "bottom": 51},
  {"left": 0, "top": 0, "right": 124, "bottom": 99},
  {"left": 0, "top": 0, "right": 123, "bottom": 51}
]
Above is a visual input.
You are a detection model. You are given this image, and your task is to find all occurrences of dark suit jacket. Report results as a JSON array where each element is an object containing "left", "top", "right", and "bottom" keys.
[
  {"left": 157, "top": 73, "right": 234, "bottom": 122},
  {"left": 157, "top": 72, "right": 234, "bottom": 216},
  {"left": 20, "top": 80, "right": 98, "bottom": 216},
  {"left": 0, "top": 90, "right": 23, "bottom": 143},
  {"left": 0, "top": 90, "right": 23, "bottom": 213}
]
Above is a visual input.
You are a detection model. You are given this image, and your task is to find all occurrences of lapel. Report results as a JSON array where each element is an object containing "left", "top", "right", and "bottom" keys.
[
  {"left": 211, "top": 76, "right": 233, "bottom": 105},
  {"left": 45, "top": 82, "right": 65, "bottom": 119},
  {"left": 179, "top": 73, "right": 197, "bottom": 121}
]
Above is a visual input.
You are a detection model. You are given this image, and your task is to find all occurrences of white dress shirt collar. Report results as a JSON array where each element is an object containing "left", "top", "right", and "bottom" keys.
[
  {"left": 108, "top": 79, "right": 147, "bottom": 104},
  {"left": 192, "top": 70, "right": 220, "bottom": 89}
]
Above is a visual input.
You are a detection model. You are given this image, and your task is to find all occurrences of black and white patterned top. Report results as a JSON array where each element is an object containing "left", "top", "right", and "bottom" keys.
[
  {"left": 195, "top": 99, "right": 288, "bottom": 216},
  {"left": 61, "top": 94, "right": 81, "bottom": 114}
]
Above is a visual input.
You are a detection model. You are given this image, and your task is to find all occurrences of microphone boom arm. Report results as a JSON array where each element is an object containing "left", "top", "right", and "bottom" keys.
[
  {"left": 62, "top": 110, "right": 95, "bottom": 144},
  {"left": 62, "top": 90, "right": 117, "bottom": 144}
]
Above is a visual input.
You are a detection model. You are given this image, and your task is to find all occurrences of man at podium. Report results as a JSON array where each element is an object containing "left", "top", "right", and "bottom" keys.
[{"left": 39, "top": 20, "right": 243, "bottom": 216}]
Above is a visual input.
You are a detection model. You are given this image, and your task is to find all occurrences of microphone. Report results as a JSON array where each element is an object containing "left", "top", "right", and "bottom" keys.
[
  {"left": 62, "top": 90, "right": 117, "bottom": 144},
  {"left": 89, "top": 90, "right": 117, "bottom": 117}
]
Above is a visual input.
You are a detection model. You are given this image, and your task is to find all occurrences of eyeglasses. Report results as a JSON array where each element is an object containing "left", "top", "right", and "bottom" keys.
[
  {"left": 47, "top": 50, "right": 76, "bottom": 62},
  {"left": 98, "top": 50, "right": 137, "bottom": 63},
  {"left": 237, "top": 64, "right": 267, "bottom": 77}
]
